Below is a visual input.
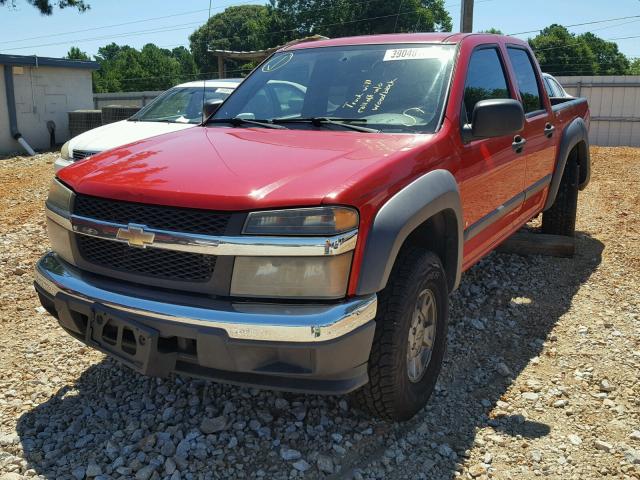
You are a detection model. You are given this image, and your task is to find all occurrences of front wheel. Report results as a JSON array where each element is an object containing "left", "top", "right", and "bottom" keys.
[{"left": 352, "top": 248, "right": 449, "bottom": 421}]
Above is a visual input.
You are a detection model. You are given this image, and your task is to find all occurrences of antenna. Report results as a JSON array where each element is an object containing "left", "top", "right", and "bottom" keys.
[{"left": 201, "top": 0, "right": 213, "bottom": 123}]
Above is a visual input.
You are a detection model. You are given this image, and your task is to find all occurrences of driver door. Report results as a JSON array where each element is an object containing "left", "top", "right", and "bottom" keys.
[{"left": 457, "top": 45, "right": 526, "bottom": 267}]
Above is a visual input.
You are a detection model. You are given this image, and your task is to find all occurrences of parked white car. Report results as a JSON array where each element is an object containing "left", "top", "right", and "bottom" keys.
[
  {"left": 55, "top": 79, "right": 242, "bottom": 172},
  {"left": 542, "top": 73, "right": 572, "bottom": 98}
]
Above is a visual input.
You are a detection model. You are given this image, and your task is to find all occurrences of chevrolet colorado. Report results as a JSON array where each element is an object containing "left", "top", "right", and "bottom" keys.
[{"left": 35, "top": 33, "right": 590, "bottom": 421}]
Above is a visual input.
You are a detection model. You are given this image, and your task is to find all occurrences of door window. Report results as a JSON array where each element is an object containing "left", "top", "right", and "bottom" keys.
[
  {"left": 507, "top": 47, "right": 544, "bottom": 114},
  {"left": 463, "top": 48, "right": 511, "bottom": 123}
]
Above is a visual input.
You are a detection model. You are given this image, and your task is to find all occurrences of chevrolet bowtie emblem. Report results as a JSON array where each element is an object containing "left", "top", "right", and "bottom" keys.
[{"left": 116, "top": 224, "right": 155, "bottom": 248}]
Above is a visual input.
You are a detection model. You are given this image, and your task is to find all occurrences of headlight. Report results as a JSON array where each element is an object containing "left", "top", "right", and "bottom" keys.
[
  {"left": 235, "top": 207, "right": 358, "bottom": 298},
  {"left": 60, "top": 141, "right": 71, "bottom": 160},
  {"left": 230, "top": 253, "right": 353, "bottom": 299},
  {"left": 244, "top": 206, "right": 358, "bottom": 235},
  {"left": 46, "top": 179, "right": 75, "bottom": 263},
  {"left": 47, "top": 178, "right": 73, "bottom": 213}
]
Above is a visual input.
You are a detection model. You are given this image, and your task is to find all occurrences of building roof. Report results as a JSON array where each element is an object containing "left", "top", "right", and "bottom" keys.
[
  {"left": 208, "top": 35, "right": 330, "bottom": 61},
  {"left": 0, "top": 54, "right": 99, "bottom": 69}
]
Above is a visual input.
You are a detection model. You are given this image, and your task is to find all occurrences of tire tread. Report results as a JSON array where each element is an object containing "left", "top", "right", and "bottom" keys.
[
  {"left": 353, "top": 247, "right": 447, "bottom": 420},
  {"left": 542, "top": 154, "right": 579, "bottom": 236}
]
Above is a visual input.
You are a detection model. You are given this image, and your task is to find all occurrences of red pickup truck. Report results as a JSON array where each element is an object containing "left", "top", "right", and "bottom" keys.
[{"left": 35, "top": 33, "right": 590, "bottom": 421}]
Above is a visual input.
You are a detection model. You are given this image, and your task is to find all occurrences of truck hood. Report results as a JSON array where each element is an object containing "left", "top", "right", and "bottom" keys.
[
  {"left": 59, "top": 126, "right": 431, "bottom": 211},
  {"left": 69, "top": 119, "right": 195, "bottom": 153}
]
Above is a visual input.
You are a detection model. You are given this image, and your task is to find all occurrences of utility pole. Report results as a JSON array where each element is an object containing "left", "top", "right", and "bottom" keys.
[{"left": 460, "top": 0, "right": 474, "bottom": 33}]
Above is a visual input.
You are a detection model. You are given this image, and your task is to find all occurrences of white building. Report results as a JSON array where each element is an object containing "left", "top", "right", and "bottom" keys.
[{"left": 0, "top": 54, "right": 98, "bottom": 155}]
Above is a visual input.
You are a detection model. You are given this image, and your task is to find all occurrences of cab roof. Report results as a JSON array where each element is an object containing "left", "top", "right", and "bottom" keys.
[{"left": 282, "top": 32, "right": 527, "bottom": 51}]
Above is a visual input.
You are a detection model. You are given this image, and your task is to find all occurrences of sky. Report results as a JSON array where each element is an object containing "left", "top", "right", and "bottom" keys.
[{"left": 0, "top": 0, "right": 638, "bottom": 60}]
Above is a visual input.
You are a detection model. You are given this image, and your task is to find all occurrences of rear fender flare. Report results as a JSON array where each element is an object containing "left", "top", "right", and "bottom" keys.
[
  {"left": 544, "top": 117, "right": 590, "bottom": 211},
  {"left": 355, "top": 169, "right": 463, "bottom": 295}
]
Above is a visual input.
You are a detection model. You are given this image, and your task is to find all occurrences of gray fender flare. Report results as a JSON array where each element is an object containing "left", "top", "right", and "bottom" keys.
[
  {"left": 544, "top": 117, "right": 590, "bottom": 211},
  {"left": 356, "top": 169, "right": 463, "bottom": 295}
]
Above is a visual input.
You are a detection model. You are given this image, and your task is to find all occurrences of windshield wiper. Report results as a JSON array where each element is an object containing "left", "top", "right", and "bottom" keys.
[
  {"left": 272, "top": 117, "right": 380, "bottom": 133},
  {"left": 208, "top": 117, "right": 288, "bottom": 129}
]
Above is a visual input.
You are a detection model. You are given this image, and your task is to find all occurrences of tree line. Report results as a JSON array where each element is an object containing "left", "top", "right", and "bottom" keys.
[{"left": 59, "top": 2, "right": 639, "bottom": 93}]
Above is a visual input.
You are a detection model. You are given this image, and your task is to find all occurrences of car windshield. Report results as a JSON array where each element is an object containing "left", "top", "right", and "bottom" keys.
[
  {"left": 212, "top": 43, "right": 456, "bottom": 133},
  {"left": 131, "top": 85, "right": 236, "bottom": 124}
]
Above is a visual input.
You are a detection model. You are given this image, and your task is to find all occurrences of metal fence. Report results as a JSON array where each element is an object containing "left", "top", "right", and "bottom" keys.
[{"left": 556, "top": 75, "right": 640, "bottom": 147}]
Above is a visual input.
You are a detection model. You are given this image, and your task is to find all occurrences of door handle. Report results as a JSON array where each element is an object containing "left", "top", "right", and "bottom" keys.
[
  {"left": 544, "top": 123, "right": 555, "bottom": 138},
  {"left": 512, "top": 135, "right": 526, "bottom": 153}
]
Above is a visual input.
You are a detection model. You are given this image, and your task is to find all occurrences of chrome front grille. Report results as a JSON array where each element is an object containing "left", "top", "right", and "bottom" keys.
[
  {"left": 72, "top": 149, "right": 100, "bottom": 161},
  {"left": 71, "top": 195, "right": 232, "bottom": 285}
]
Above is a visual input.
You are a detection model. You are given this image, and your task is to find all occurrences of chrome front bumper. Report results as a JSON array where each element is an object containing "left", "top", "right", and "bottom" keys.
[{"left": 34, "top": 252, "right": 377, "bottom": 343}]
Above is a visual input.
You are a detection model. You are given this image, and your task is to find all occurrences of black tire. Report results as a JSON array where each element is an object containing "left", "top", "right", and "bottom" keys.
[
  {"left": 352, "top": 247, "right": 448, "bottom": 421},
  {"left": 542, "top": 153, "right": 579, "bottom": 237}
]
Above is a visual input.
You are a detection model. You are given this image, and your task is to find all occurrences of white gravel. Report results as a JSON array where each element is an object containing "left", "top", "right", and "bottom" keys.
[{"left": 1, "top": 148, "right": 639, "bottom": 479}]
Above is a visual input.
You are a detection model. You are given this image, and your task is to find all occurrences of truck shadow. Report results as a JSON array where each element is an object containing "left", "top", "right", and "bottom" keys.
[{"left": 16, "top": 232, "right": 603, "bottom": 479}]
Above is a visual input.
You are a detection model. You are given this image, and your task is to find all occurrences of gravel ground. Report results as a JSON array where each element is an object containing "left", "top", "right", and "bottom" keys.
[{"left": 0, "top": 147, "right": 639, "bottom": 480}]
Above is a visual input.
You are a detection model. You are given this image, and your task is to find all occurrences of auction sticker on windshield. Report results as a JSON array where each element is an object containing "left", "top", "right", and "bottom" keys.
[
  {"left": 383, "top": 47, "right": 450, "bottom": 61},
  {"left": 262, "top": 52, "right": 294, "bottom": 73}
]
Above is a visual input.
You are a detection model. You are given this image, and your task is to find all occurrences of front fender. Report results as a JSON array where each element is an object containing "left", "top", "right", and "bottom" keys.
[{"left": 356, "top": 169, "right": 463, "bottom": 295}]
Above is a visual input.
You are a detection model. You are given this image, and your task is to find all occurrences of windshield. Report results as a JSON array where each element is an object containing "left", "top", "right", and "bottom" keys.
[
  {"left": 213, "top": 44, "right": 455, "bottom": 133},
  {"left": 131, "top": 85, "right": 236, "bottom": 124}
]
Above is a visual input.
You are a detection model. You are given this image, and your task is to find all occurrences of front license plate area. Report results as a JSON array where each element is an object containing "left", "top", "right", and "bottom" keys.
[{"left": 87, "top": 305, "right": 161, "bottom": 375}]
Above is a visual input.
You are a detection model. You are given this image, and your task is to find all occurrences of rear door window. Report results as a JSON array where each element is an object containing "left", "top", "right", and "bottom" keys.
[
  {"left": 463, "top": 47, "right": 511, "bottom": 123},
  {"left": 507, "top": 47, "right": 545, "bottom": 114}
]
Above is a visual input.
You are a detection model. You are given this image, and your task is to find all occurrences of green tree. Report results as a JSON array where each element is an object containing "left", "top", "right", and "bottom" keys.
[
  {"left": 92, "top": 43, "right": 183, "bottom": 93},
  {"left": 189, "top": 5, "right": 278, "bottom": 76},
  {"left": 95, "top": 42, "right": 124, "bottom": 62},
  {"left": 137, "top": 43, "right": 182, "bottom": 90},
  {"left": 171, "top": 46, "right": 199, "bottom": 83},
  {"left": 65, "top": 46, "right": 90, "bottom": 61},
  {"left": 480, "top": 28, "right": 503, "bottom": 34},
  {"left": 271, "top": 0, "right": 452, "bottom": 39},
  {"left": 1, "top": 0, "right": 88, "bottom": 14},
  {"left": 579, "top": 32, "right": 629, "bottom": 75},
  {"left": 529, "top": 24, "right": 597, "bottom": 76},
  {"left": 630, "top": 58, "right": 640, "bottom": 75}
]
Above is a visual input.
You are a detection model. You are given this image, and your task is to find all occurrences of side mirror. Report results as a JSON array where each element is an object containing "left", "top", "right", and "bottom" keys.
[
  {"left": 462, "top": 99, "right": 524, "bottom": 142},
  {"left": 203, "top": 99, "right": 224, "bottom": 120}
]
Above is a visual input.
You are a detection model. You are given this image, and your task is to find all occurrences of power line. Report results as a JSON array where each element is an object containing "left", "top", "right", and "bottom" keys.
[
  {"left": 0, "top": 8, "right": 210, "bottom": 46},
  {"left": 0, "top": 0, "right": 397, "bottom": 52},
  {"left": 533, "top": 35, "right": 640, "bottom": 53},
  {"left": 1, "top": 21, "right": 206, "bottom": 52},
  {"left": 202, "top": 9, "right": 446, "bottom": 48},
  {"left": 579, "top": 17, "right": 640, "bottom": 34},
  {"left": 0, "top": 0, "right": 279, "bottom": 46},
  {"left": 2, "top": 5, "right": 451, "bottom": 54},
  {"left": 508, "top": 14, "right": 640, "bottom": 36},
  {"left": 608, "top": 34, "right": 640, "bottom": 40},
  {"left": 532, "top": 34, "right": 640, "bottom": 54}
]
